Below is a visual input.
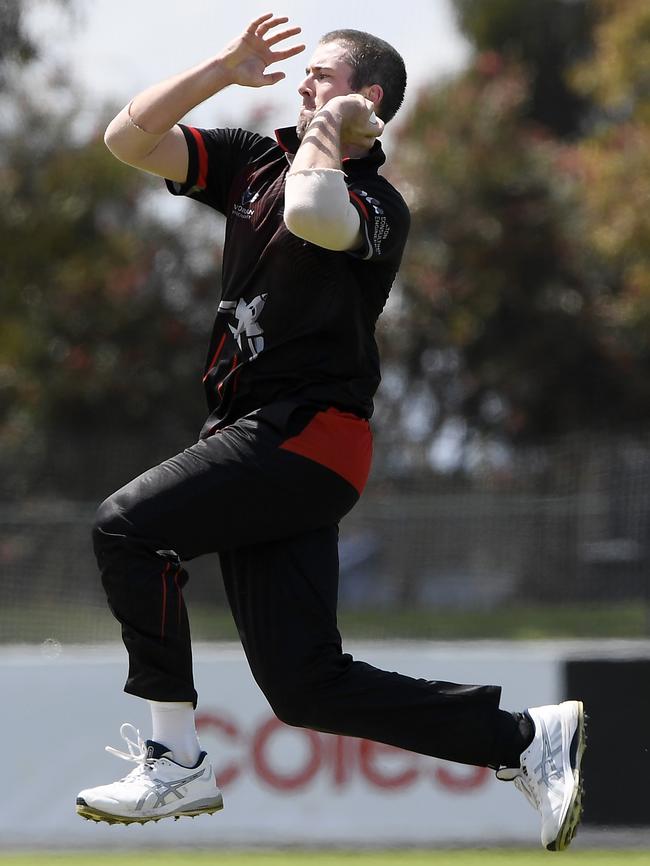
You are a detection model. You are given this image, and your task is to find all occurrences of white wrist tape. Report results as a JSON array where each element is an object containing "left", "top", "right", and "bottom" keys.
[{"left": 284, "top": 168, "right": 361, "bottom": 251}]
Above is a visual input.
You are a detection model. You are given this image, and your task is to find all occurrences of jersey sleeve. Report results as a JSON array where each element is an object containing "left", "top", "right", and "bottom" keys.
[
  {"left": 346, "top": 178, "right": 411, "bottom": 262},
  {"left": 165, "top": 126, "right": 266, "bottom": 215}
]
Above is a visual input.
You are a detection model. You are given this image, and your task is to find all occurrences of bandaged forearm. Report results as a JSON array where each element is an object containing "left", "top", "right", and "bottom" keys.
[
  {"left": 104, "top": 103, "right": 167, "bottom": 162},
  {"left": 284, "top": 168, "right": 361, "bottom": 251}
]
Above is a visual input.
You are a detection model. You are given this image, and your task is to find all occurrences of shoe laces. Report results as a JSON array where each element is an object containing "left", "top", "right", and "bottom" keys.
[
  {"left": 496, "top": 765, "right": 541, "bottom": 814},
  {"left": 514, "top": 772, "right": 542, "bottom": 812},
  {"left": 105, "top": 723, "right": 156, "bottom": 782}
]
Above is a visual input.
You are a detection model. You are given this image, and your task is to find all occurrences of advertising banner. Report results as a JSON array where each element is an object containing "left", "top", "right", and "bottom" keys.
[{"left": 1, "top": 641, "right": 560, "bottom": 848}]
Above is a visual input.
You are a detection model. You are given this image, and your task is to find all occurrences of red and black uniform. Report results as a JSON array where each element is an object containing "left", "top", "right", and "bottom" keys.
[
  {"left": 94, "top": 126, "right": 523, "bottom": 770},
  {"left": 169, "top": 126, "right": 406, "bottom": 433}
]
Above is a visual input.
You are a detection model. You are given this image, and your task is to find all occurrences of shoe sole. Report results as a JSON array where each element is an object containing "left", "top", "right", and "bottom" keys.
[
  {"left": 76, "top": 795, "right": 224, "bottom": 825},
  {"left": 546, "top": 700, "right": 586, "bottom": 852}
]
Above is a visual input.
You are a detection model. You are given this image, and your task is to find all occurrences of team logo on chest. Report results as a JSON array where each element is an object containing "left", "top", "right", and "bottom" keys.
[
  {"left": 232, "top": 186, "right": 260, "bottom": 220},
  {"left": 218, "top": 294, "right": 268, "bottom": 358}
]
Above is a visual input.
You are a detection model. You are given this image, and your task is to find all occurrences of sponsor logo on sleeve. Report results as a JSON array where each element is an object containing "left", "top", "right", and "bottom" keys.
[{"left": 357, "top": 190, "right": 391, "bottom": 256}]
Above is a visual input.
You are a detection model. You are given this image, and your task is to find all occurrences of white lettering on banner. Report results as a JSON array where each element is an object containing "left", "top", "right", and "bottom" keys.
[{"left": 196, "top": 711, "right": 489, "bottom": 794}]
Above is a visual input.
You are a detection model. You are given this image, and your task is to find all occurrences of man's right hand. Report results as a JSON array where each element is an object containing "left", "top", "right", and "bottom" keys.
[
  {"left": 218, "top": 13, "right": 305, "bottom": 88},
  {"left": 104, "top": 13, "right": 304, "bottom": 182}
]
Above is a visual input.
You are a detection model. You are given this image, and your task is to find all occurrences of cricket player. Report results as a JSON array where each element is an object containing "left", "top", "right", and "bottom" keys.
[{"left": 76, "top": 14, "right": 585, "bottom": 851}]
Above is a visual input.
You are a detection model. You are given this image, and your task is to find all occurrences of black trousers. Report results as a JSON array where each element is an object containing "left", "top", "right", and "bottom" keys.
[{"left": 93, "top": 401, "right": 517, "bottom": 769}]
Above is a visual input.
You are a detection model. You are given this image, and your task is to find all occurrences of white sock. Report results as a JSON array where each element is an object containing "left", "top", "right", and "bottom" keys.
[{"left": 148, "top": 700, "right": 201, "bottom": 767}]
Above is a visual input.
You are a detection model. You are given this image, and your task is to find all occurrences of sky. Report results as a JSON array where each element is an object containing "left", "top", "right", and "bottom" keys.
[{"left": 28, "top": 0, "right": 471, "bottom": 155}]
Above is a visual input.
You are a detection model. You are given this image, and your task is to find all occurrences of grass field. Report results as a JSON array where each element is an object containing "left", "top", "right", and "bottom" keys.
[
  {"left": 3, "top": 599, "right": 650, "bottom": 644},
  {"left": 1, "top": 851, "right": 649, "bottom": 866}
]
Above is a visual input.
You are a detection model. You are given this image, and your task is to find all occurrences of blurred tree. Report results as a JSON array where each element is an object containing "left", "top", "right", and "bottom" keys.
[
  {"left": 381, "top": 46, "right": 650, "bottom": 466},
  {"left": 569, "top": 0, "right": 650, "bottom": 361},
  {"left": 372, "top": 0, "right": 650, "bottom": 473},
  {"left": 1, "top": 108, "right": 217, "bottom": 427},
  {"left": 0, "top": 0, "right": 221, "bottom": 497},
  {"left": 571, "top": 0, "right": 650, "bottom": 120},
  {"left": 452, "top": 0, "right": 595, "bottom": 137},
  {"left": 0, "top": 0, "right": 47, "bottom": 73}
]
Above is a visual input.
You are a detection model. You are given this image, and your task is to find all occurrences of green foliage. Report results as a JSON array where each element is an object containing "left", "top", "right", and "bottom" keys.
[
  {"left": 569, "top": 0, "right": 650, "bottom": 353},
  {"left": 0, "top": 0, "right": 72, "bottom": 82},
  {"left": 377, "top": 0, "right": 650, "bottom": 460},
  {"left": 571, "top": 0, "right": 650, "bottom": 121},
  {"left": 452, "top": 0, "right": 595, "bottom": 137},
  {"left": 0, "top": 0, "right": 38, "bottom": 72},
  {"left": 1, "top": 105, "right": 218, "bottom": 425},
  {"left": 0, "top": 5, "right": 222, "bottom": 496},
  {"left": 5, "top": 0, "right": 650, "bottom": 492},
  {"left": 387, "top": 58, "right": 641, "bottom": 445}
]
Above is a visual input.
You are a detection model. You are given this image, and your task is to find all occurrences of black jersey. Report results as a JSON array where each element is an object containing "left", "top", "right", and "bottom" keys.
[{"left": 166, "top": 125, "right": 410, "bottom": 435}]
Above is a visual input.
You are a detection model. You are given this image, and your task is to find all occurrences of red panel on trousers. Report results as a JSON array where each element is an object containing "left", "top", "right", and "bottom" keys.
[{"left": 279, "top": 408, "right": 372, "bottom": 495}]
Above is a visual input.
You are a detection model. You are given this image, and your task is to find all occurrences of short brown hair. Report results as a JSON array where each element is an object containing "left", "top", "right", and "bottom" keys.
[{"left": 320, "top": 29, "right": 407, "bottom": 123}]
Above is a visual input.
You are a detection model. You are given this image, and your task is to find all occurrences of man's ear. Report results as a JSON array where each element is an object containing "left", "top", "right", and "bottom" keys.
[{"left": 361, "top": 84, "right": 384, "bottom": 113}]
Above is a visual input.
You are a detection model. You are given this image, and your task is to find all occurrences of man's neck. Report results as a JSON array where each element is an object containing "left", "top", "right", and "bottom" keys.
[{"left": 342, "top": 143, "right": 371, "bottom": 161}]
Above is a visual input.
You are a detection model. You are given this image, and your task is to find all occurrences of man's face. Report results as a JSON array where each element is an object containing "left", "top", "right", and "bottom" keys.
[{"left": 296, "top": 41, "right": 356, "bottom": 138}]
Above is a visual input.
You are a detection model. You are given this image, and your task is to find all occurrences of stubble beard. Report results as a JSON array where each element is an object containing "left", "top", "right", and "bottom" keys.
[{"left": 296, "top": 107, "right": 315, "bottom": 140}]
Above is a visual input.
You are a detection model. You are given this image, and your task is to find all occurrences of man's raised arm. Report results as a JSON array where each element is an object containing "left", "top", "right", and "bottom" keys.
[
  {"left": 284, "top": 94, "right": 383, "bottom": 252},
  {"left": 104, "top": 13, "right": 304, "bottom": 182}
]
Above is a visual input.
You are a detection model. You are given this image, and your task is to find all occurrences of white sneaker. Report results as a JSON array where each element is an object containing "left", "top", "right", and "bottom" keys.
[
  {"left": 76, "top": 723, "right": 224, "bottom": 825},
  {"left": 497, "top": 700, "right": 586, "bottom": 851}
]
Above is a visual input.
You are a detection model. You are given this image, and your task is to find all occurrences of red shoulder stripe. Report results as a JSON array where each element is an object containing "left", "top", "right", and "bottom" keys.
[
  {"left": 188, "top": 126, "right": 209, "bottom": 189},
  {"left": 348, "top": 190, "right": 369, "bottom": 220}
]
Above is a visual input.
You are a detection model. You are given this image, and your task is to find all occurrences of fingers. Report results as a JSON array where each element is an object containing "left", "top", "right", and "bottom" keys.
[
  {"left": 265, "top": 25, "right": 301, "bottom": 47},
  {"left": 266, "top": 24, "right": 305, "bottom": 61},
  {"left": 258, "top": 16, "right": 288, "bottom": 37},
  {"left": 359, "top": 127, "right": 383, "bottom": 149},
  {"left": 246, "top": 12, "right": 274, "bottom": 34},
  {"left": 244, "top": 13, "right": 304, "bottom": 61},
  {"left": 370, "top": 115, "right": 384, "bottom": 136},
  {"left": 270, "top": 42, "right": 306, "bottom": 62},
  {"left": 359, "top": 98, "right": 384, "bottom": 134},
  {"left": 246, "top": 12, "right": 300, "bottom": 44},
  {"left": 261, "top": 71, "right": 286, "bottom": 86}
]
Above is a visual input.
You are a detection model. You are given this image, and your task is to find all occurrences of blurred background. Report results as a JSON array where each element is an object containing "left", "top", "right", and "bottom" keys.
[
  {"left": 4, "top": 0, "right": 650, "bottom": 644},
  {"left": 2, "top": 0, "right": 650, "bottom": 851}
]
